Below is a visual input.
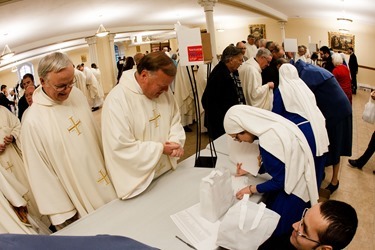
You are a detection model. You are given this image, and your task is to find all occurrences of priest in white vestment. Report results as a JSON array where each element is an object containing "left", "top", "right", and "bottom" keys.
[
  {"left": 77, "top": 64, "right": 103, "bottom": 110},
  {"left": 21, "top": 52, "right": 116, "bottom": 228},
  {"left": 0, "top": 106, "right": 48, "bottom": 228},
  {"left": 74, "top": 68, "right": 89, "bottom": 103},
  {"left": 0, "top": 165, "right": 37, "bottom": 234},
  {"left": 238, "top": 48, "right": 274, "bottom": 110},
  {"left": 102, "top": 51, "right": 185, "bottom": 200}
]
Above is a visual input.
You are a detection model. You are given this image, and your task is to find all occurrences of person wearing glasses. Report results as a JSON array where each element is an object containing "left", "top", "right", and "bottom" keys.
[
  {"left": 260, "top": 200, "right": 358, "bottom": 250},
  {"left": 224, "top": 105, "right": 319, "bottom": 239},
  {"left": 238, "top": 48, "right": 274, "bottom": 110},
  {"left": 21, "top": 52, "right": 117, "bottom": 230}
]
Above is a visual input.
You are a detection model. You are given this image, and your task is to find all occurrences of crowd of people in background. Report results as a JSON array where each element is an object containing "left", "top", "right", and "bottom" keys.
[{"left": 0, "top": 33, "right": 364, "bottom": 250}]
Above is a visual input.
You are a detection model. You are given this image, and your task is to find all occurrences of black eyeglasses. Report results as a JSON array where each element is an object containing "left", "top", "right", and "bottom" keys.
[{"left": 297, "top": 208, "right": 321, "bottom": 245}]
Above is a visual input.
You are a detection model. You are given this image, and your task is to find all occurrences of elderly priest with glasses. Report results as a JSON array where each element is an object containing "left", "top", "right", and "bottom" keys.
[{"left": 21, "top": 52, "right": 117, "bottom": 230}]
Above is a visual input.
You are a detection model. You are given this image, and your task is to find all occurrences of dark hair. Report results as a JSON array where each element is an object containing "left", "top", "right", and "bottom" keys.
[
  {"left": 123, "top": 57, "right": 135, "bottom": 71},
  {"left": 22, "top": 73, "right": 34, "bottom": 82},
  {"left": 348, "top": 47, "right": 354, "bottom": 53},
  {"left": 91, "top": 63, "right": 97, "bottom": 69},
  {"left": 318, "top": 200, "right": 358, "bottom": 250},
  {"left": 311, "top": 52, "right": 319, "bottom": 60},
  {"left": 319, "top": 46, "right": 331, "bottom": 55},
  {"left": 137, "top": 51, "right": 176, "bottom": 77},
  {"left": 1, "top": 84, "right": 6, "bottom": 91},
  {"left": 220, "top": 45, "right": 242, "bottom": 63}
]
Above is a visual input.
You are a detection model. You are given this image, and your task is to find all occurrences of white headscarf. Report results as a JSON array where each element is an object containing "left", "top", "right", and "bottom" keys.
[
  {"left": 224, "top": 105, "right": 318, "bottom": 204},
  {"left": 278, "top": 64, "right": 329, "bottom": 156}
]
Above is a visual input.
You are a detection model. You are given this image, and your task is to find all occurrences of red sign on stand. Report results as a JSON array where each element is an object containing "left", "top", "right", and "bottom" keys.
[{"left": 187, "top": 45, "right": 203, "bottom": 62}]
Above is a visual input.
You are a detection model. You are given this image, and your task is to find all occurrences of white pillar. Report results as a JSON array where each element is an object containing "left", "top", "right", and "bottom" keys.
[
  {"left": 278, "top": 21, "right": 287, "bottom": 42},
  {"left": 85, "top": 34, "right": 117, "bottom": 93},
  {"left": 198, "top": 0, "right": 218, "bottom": 64}
]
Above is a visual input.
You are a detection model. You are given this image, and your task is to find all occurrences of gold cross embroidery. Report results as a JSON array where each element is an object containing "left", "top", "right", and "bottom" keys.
[
  {"left": 97, "top": 169, "right": 110, "bottom": 185},
  {"left": 67, "top": 116, "right": 82, "bottom": 135},
  {"left": 149, "top": 109, "right": 161, "bottom": 128},
  {"left": 5, "top": 161, "right": 13, "bottom": 172}
]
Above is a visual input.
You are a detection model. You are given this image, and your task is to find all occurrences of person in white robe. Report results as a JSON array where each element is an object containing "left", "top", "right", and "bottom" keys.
[
  {"left": 77, "top": 64, "right": 103, "bottom": 110},
  {"left": 102, "top": 51, "right": 186, "bottom": 200},
  {"left": 238, "top": 48, "right": 274, "bottom": 110},
  {"left": 21, "top": 52, "right": 116, "bottom": 228},
  {"left": 0, "top": 165, "right": 37, "bottom": 234},
  {"left": 73, "top": 68, "right": 89, "bottom": 103},
  {"left": 0, "top": 106, "right": 48, "bottom": 228},
  {"left": 91, "top": 63, "right": 105, "bottom": 104},
  {"left": 244, "top": 35, "right": 258, "bottom": 59}
]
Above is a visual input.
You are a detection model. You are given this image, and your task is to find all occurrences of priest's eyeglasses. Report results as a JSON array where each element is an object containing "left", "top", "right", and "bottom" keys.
[
  {"left": 297, "top": 208, "right": 321, "bottom": 245},
  {"left": 48, "top": 77, "right": 77, "bottom": 92}
]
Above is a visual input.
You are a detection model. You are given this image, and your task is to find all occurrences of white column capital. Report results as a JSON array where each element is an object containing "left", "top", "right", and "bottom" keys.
[
  {"left": 278, "top": 21, "right": 287, "bottom": 29},
  {"left": 198, "top": 0, "right": 218, "bottom": 11},
  {"left": 85, "top": 36, "right": 97, "bottom": 45}
]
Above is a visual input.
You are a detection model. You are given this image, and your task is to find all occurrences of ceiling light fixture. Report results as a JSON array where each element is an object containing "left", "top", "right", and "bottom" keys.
[
  {"left": 96, "top": 24, "right": 109, "bottom": 37},
  {"left": 0, "top": 44, "right": 15, "bottom": 60},
  {"left": 337, "top": 17, "right": 353, "bottom": 23},
  {"left": 337, "top": 17, "right": 352, "bottom": 33}
]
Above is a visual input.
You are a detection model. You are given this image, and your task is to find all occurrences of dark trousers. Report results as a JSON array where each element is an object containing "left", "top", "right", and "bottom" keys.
[
  {"left": 357, "top": 131, "right": 375, "bottom": 166},
  {"left": 350, "top": 71, "right": 357, "bottom": 92}
]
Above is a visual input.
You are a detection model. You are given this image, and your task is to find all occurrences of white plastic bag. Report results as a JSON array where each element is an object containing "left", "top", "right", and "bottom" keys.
[
  {"left": 200, "top": 169, "right": 234, "bottom": 222},
  {"left": 216, "top": 194, "right": 280, "bottom": 250},
  {"left": 362, "top": 96, "right": 375, "bottom": 124}
]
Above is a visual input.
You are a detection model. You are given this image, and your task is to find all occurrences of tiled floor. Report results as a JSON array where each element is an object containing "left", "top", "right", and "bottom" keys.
[{"left": 95, "top": 88, "right": 374, "bottom": 249}]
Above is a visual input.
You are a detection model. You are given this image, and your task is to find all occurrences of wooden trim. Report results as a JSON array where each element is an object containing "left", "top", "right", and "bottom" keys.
[{"left": 359, "top": 65, "right": 375, "bottom": 71}]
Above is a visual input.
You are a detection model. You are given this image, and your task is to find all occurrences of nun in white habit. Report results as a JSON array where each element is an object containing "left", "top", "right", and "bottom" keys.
[
  {"left": 224, "top": 105, "right": 318, "bottom": 237},
  {"left": 273, "top": 63, "right": 329, "bottom": 187}
]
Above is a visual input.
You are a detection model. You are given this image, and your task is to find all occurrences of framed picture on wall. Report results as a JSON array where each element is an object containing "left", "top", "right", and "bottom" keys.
[
  {"left": 328, "top": 32, "right": 355, "bottom": 53},
  {"left": 249, "top": 24, "right": 266, "bottom": 39}
]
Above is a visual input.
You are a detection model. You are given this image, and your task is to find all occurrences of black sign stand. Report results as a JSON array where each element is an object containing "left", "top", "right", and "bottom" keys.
[{"left": 185, "top": 64, "right": 217, "bottom": 168}]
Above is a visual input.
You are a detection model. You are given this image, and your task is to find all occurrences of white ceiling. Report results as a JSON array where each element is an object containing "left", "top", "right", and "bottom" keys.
[{"left": 0, "top": 0, "right": 374, "bottom": 69}]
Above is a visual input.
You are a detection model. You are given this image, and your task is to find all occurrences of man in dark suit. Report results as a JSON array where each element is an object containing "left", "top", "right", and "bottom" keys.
[
  {"left": 0, "top": 84, "right": 14, "bottom": 111},
  {"left": 348, "top": 47, "right": 358, "bottom": 94},
  {"left": 18, "top": 73, "right": 35, "bottom": 120}
]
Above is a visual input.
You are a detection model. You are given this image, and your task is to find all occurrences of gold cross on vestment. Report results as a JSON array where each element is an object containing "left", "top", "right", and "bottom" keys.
[
  {"left": 149, "top": 109, "right": 161, "bottom": 128},
  {"left": 97, "top": 169, "right": 110, "bottom": 185},
  {"left": 5, "top": 161, "right": 13, "bottom": 172},
  {"left": 67, "top": 116, "right": 82, "bottom": 135}
]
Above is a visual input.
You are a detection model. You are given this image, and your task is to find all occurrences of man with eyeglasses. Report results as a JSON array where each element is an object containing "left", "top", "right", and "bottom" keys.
[
  {"left": 259, "top": 200, "right": 358, "bottom": 250},
  {"left": 238, "top": 48, "right": 274, "bottom": 110},
  {"left": 21, "top": 52, "right": 117, "bottom": 230}
]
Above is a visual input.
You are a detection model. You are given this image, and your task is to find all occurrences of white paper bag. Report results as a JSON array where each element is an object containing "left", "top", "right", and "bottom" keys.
[
  {"left": 200, "top": 169, "right": 234, "bottom": 222},
  {"left": 362, "top": 97, "right": 375, "bottom": 124},
  {"left": 216, "top": 194, "right": 280, "bottom": 250}
]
